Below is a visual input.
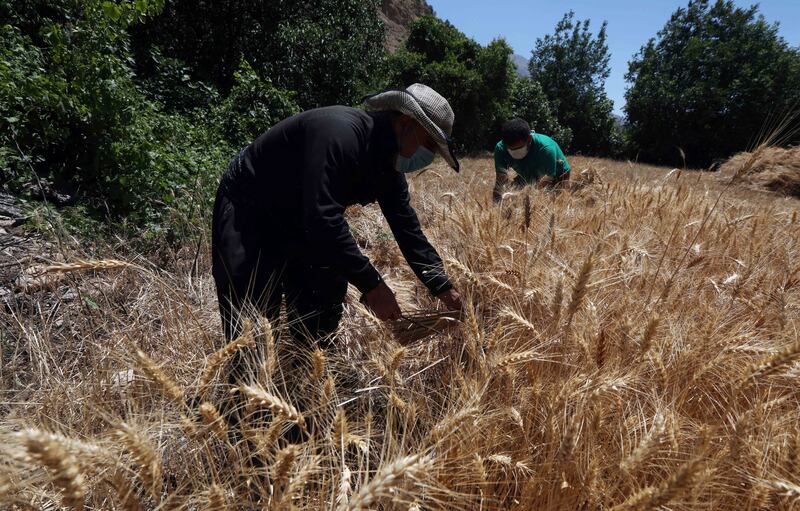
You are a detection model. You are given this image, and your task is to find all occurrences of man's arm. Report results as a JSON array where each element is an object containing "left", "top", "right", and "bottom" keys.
[
  {"left": 376, "top": 173, "right": 453, "bottom": 296},
  {"left": 493, "top": 144, "right": 511, "bottom": 203}
]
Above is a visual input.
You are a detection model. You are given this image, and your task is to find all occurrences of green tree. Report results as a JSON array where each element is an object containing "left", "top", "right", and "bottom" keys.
[
  {"left": 389, "top": 16, "right": 515, "bottom": 152},
  {"left": 510, "top": 77, "right": 572, "bottom": 150},
  {"left": 529, "top": 11, "right": 617, "bottom": 155},
  {"left": 625, "top": 0, "right": 800, "bottom": 166},
  {"left": 214, "top": 60, "right": 299, "bottom": 145},
  {"left": 0, "top": 0, "right": 230, "bottom": 224},
  {"left": 132, "top": 0, "right": 387, "bottom": 109}
]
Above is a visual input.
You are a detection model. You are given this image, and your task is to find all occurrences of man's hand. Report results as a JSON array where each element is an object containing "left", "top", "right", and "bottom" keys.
[
  {"left": 363, "top": 281, "right": 402, "bottom": 321},
  {"left": 437, "top": 287, "right": 464, "bottom": 312},
  {"left": 537, "top": 175, "right": 555, "bottom": 189},
  {"left": 493, "top": 174, "right": 509, "bottom": 203}
]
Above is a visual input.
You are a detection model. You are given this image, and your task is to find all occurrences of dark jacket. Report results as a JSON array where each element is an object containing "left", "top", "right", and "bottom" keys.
[{"left": 220, "top": 105, "right": 452, "bottom": 296}]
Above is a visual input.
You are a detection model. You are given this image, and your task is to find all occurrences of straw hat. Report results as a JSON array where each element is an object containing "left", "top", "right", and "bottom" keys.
[{"left": 363, "top": 83, "right": 459, "bottom": 172}]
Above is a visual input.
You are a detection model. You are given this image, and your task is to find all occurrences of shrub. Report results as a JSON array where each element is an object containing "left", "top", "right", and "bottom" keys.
[{"left": 213, "top": 61, "right": 299, "bottom": 147}]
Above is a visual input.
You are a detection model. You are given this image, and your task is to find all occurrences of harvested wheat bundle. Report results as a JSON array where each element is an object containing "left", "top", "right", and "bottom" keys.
[
  {"left": 720, "top": 146, "right": 800, "bottom": 196},
  {"left": 390, "top": 310, "right": 462, "bottom": 345}
]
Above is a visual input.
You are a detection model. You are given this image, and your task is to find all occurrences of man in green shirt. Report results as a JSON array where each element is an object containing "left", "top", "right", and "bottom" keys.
[{"left": 492, "top": 118, "right": 571, "bottom": 202}]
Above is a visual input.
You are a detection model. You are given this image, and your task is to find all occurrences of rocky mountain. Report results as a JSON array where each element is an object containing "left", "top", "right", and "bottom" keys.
[
  {"left": 512, "top": 54, "right": 530, "bottom": 77},
  {"left": 379, "top": 0, "right": 434, "bottom": 51}
]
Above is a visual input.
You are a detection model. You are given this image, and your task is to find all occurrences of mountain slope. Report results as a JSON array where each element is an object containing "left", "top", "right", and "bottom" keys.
[
  {"left": 379, "top": 0, "right": 434, "bottom": 51},
  {"left": 512, "top": 53, "right": 530, "bottom": 77}
]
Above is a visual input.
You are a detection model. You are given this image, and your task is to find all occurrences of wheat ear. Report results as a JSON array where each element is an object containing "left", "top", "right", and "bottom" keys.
[
  {"left": 38, "top": 259, "right": 134, "bottom": 275},
  {"left": 199, "top": 402, "right": 230, "bottom": 443},
  {"left": 135, "top": 349, "right": 184, "bottom": 405},
  {"left": 23, "top": 430, "right": 87, "bottom": 511},
  {"left": 232, "top": 385, "right": 305, "bottom": 428},
  {"left": 108, "top": 470, "right": 144, "bottom": 511},
  {"left": 429, "top": 406, "right": 479, "bottom": 442},
  {"left": 115, "top": 423, "right": 163, "bottom": 500},
  {"left": 206, "top": 483, "right": 228, "bottom": 510},
  {"left": 347, "top": 455, "right": 431, "bottom": 511},
  {"left": 741, "top": 339, "right": 800, "bottom": 389},
  {"left": 199, "top": 328, "right": 256, "bottom": 395},
  {"left": 612, "top": 453, "right": 705, "bottom": 510},
  {"left": 565, "top": 254, "right": 594, "bottom": 328},
  {"left": 335, "top": 466, "right": 353, "bottom": 511}
]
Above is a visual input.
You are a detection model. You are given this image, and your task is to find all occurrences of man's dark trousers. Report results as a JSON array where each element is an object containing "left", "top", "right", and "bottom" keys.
[{"left": 211, "top": 185, "right": 348, "bottom": 348}]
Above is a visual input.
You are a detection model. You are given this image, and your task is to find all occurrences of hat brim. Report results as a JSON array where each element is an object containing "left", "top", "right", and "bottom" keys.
[{"left": 363, "top": 89, "right": 460, "bottom": 172}]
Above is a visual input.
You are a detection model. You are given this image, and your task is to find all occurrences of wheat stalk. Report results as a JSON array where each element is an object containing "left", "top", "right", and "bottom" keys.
[{"left": 37, "top": 259, "right": 134, "bottom": 275}]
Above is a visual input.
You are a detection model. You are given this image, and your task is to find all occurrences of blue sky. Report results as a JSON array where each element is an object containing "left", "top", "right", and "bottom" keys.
[{"left": 426, "top": 0, "right": 800, "bottom": 116}]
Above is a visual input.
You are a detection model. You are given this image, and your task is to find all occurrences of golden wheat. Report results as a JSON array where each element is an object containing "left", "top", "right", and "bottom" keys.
[{"left": 4, "top": 155, "right": 800, "bottom": 510}]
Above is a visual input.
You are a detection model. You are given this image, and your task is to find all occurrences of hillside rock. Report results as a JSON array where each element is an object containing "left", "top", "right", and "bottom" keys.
[
  {"left": 511, "top": 54, "right": 530, "bottom": 77},
  {"left": 379, "top": 0, "right": 434, "bottom": 51}
]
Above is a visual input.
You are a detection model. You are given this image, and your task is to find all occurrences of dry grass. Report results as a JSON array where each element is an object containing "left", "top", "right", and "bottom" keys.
[
  {"left": 2, "top": 153, "right": 800, "bottom": 509},
  {"left": 721, "top": 146, "right": 800, "bottom": 197}
]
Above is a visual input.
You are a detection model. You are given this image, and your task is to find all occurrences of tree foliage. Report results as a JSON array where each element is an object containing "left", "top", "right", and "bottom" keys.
[
  {"left": 529, "top": 11, "right": 618, "bottom": 155},
  {"left": 0, "top": 0, "right": 378, "bottom": 225},
  {"left": 0, "top": 0, "right": 230, "bottom": 224},
  {"left": 213, "top": 61, "right": 299, "bottom": 145},
  {"left": 510, "top": 77, "right": 572, "bottom": 150},
  {"left": 131, "top": 0, "right": 386, "bottom": 109},
  {"left": 388, "top": 16, "right": 516, "bottom": 152},
  {"left": 625, "top": 0, "right": 800, "bottom": 166}
]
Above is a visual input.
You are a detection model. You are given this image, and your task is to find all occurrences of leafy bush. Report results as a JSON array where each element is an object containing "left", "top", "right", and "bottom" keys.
[
  {"left": 132, "top": 0, "right": 387, "bottom": 109},
  {"left": 214, "top": 61, "right": 299, "bottom": 146},
  {"left": 625, "top": 0, "right": 800, "bottom": 166},
  {"left": 0, "top": 0, "right": 231, "bottom": 225},
  {"left": 0, "top": 25, "right": 71, "bottom": 182},
  {"left": 510, "top": 77, "right": 572, "bottom": 150},
  {"left": 389, "top": 16, "right": 516, "bottom": 152},
  {"left": 135, "top": 47, "right": 218, "bottom": 114}
]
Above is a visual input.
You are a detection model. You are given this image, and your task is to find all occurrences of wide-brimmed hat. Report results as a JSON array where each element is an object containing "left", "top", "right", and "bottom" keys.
[{"left": 363, "top": 83, "right": 460, "bottom": 172}]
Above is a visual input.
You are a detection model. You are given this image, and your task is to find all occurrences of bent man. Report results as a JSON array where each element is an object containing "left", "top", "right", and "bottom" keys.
[
  {"left": 492, "top": 118, "right": 571, "bottom": 202},
  {"left": 212, "top": 84, "right": 464, "bottom": 349}
]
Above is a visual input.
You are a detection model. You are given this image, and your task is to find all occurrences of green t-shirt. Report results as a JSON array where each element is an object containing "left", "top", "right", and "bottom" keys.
[{"left": 494, "top": 131, "right": 570, "bottom": 182}]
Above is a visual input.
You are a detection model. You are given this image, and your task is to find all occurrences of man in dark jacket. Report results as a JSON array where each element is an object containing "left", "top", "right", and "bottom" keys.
[{"left": 212, "top": 83, "right": 464, "bottom": 346}]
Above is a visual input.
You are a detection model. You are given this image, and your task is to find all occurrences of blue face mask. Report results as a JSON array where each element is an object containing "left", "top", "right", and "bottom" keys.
[{"left": 395, "top": 145, "right": 435, "bottom": 173}]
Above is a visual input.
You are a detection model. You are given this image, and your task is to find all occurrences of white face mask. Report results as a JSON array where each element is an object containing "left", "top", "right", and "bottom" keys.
[
  {"left": 395, "top": 145, "right": 435, "bottom": 173},
  {"left": 507, "top": 143, "right": 529, "bottom": 160}
]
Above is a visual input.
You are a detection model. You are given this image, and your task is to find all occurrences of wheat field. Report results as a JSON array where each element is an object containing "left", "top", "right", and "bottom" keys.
[{"left": 2, "top": 154, "right": 800, "bottom": 510}]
